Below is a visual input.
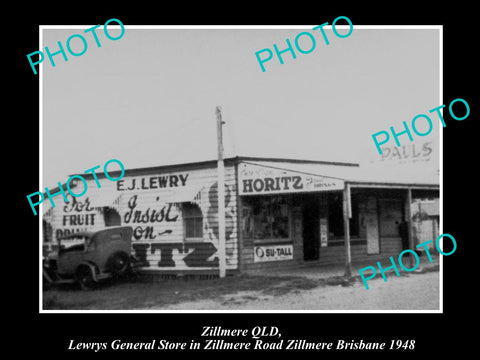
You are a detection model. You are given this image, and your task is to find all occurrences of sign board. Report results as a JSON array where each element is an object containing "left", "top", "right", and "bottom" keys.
[
  {"left": 239, "top": 163, "right": 344, "bottom": 195},
  {"left": 254, "top": 244, "right": 293, "bottom": 262},
  {"left": 376, "top": 141, "right": 434, "bottom": 165}
]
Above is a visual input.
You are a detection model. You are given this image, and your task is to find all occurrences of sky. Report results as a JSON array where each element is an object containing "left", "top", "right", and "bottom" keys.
[{"left": 41, "top": 26, "right": 441, "bottom": 188}]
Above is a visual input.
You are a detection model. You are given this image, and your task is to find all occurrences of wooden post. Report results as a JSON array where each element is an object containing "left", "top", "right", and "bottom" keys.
[
  {"left": 406, "top": 188, "right": 414, "bottom": 267},
  {"left": 216, "top": 106, "right": 226, "bottom": 278},
  {"left": 343, "top": 184, "right": 352, "bottom": 277}
]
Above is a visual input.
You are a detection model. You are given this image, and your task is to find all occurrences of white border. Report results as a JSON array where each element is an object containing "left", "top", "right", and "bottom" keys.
[
  {"left": 39, "top": 24, "right": 443, "bottom": 314},
  {"left": 438, "top": 26, "right": 444, "bottom": 313}
]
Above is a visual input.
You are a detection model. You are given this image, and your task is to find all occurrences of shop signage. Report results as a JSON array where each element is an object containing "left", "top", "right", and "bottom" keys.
[
  {"left": 378, "top": 141, "right": 433, "bottom": 163},
  {"left": 116, "top": 173, "right": 189, "bottom": 191},
  {"left": 239, "top": 163, "right": 344, "bottom": 195},
  {"left": 254, "top": 244, "right": 293, "bottom": 262}
]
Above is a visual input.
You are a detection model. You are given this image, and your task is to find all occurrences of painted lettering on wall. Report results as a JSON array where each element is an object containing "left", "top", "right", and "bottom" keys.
[
  {"left": 379, "top": 142, "right": 433, "bottom": 163},
  {"left": 56, "top": 197, "right": 97, "bottom": 240},
  {"left": 64, "top": 197, "right": 94, "bottom": 213},
  {"left": 43, "top": 173, "right": 238, "bottom": 269},
  {"left": 123, "top": 194, "right": 178, "bottom": 240},
  {"left": 117, "top": 174, "right": 189, "bottom": 191},
  {"left": 62, "top": 213, "right": 96, "bottom": 226},
  {"left": 132, "top": 242, "right": 218, "bottom": 268}
]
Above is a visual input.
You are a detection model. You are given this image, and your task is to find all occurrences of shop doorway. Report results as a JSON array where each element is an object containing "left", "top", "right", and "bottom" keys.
[{"left": 302, "top": 196, "right": 320, "bottom": 261}]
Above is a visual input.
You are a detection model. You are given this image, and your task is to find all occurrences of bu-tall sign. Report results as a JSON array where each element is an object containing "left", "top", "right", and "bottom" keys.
[{"left": 238, "top": 162, "right": 344, "bottom": 195}]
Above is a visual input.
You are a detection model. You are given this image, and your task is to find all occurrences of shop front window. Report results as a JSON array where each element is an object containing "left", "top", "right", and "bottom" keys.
[
  {"left": 242, "top": 196, "right": 290, "bottom": 241},
  {"left": 183, "top": 203, "right": 203, "bottom": 240}
]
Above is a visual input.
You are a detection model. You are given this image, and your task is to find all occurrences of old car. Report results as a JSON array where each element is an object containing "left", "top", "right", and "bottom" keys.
[{"left": 43, "top": 226, "right": 137, "bottom": 290}]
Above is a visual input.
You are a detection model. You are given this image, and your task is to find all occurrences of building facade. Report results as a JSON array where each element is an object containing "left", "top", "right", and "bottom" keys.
[{"left": 42, "top": 156, "right": 439, "bottom": 276}]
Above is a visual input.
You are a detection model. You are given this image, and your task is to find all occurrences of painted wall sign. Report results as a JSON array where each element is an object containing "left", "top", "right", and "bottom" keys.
[
  {"left": 55, "top": 197, "right": 98, "bottom": 240},
  {"left": 132, "top": 241, "right": 219, "bottom": 268},
  {"left": 116, "top": 173, "right": 189, "bottom": 191},
  {"left": 254, "top": 244, "right": 293, "bottom": 262},
  {"left": 123, "top": 194, "right": 178, "bottom": 241},
  {"left": 379, "top": 141, "right": 433, "bottom": 164},
  {"left": 239, "top": 163, "right": 344, "bottom": 195},
  {"left": 44, "top": 168, "right": 239, "bottom": 271}
]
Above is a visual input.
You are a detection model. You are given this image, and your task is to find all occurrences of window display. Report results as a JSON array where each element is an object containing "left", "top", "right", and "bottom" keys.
[{"left": 242, "top": 196, "right": 290, "bottom": 240}]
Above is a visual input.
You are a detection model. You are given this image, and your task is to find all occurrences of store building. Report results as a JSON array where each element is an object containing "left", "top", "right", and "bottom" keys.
[{"left": 42, "top": 156, "right": 439, "bottom": 276}]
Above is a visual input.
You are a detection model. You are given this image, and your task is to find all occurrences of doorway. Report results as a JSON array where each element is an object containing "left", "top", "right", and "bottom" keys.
[{"left": 302, "top": 196, "right": 320, "bottom": 260}]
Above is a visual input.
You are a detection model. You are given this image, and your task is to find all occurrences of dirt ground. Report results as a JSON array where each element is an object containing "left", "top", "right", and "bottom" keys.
[
  {"left": 43, "top": 267, "right": 439, "bottom": 311},
  {"left": 160, "top": 271, "right": 439, "bottom": 311}
]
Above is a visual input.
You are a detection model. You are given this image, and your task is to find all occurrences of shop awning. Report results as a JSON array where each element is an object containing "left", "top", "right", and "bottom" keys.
[
  {"left": 166, "top": 184, "right": 205, "bottom": 205},
  {"left": 42, "top": 206, "right": 54, "bottom": 222},
  {"left": 88, "top": 192, "right": 123, "bottom": 212}
]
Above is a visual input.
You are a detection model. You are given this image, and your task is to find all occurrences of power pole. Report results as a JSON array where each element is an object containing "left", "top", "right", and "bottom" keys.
[{"left": 216, "top": 106, "right": 226, "bottom": 278}]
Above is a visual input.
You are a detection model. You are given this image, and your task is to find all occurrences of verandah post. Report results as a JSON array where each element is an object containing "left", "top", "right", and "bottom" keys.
[
  {"left": 406, "top": 187, "right": 415, "bottom": 268},
  {"left": 343, "top": 184, "right": 352, "bottom": 277}
]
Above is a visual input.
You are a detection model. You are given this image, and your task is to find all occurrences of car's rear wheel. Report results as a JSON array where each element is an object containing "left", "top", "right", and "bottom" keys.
[
  {"left": 107, "top": 252, "right": 130, "bottom": 276},
  {"left": 76, "top": 266, "right": 95, "bottom": 290}
]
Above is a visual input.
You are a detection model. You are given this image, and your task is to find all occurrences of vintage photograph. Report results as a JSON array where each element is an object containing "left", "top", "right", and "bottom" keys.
[{"left": 39, "top": 24, "right": 441, "bottom": 311}]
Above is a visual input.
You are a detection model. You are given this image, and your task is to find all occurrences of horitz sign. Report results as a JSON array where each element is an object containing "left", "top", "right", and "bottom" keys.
[{"left": 239, "top": 162, "right": 344, "bottom": 195}]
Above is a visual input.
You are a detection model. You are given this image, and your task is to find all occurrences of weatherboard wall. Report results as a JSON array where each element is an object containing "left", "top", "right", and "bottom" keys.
[{"left": 43, "top": 164, "right": 239, "bottom": 273}]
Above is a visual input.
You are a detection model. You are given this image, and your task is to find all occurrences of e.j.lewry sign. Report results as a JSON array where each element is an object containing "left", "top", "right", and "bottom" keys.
[
  {"left": 239, "top": 162, "right": 344, "bottom": 195},
  {"left": 116, "top": 174, "right": 189, "bottom": 191}
]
